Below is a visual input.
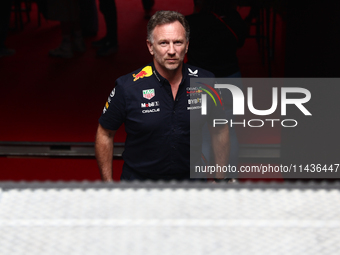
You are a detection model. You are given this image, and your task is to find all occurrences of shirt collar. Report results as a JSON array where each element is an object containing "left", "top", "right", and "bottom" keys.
[
  {"left": 151, "top": 62, "right": 165, "bottom": 86},
  {"left": 151, "top": 62, "right": 188, "bottom": 87}
]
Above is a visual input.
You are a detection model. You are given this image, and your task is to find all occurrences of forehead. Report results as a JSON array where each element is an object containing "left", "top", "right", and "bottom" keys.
[{"left": 152, "top": 21, "right": 186, "bottom": 41}]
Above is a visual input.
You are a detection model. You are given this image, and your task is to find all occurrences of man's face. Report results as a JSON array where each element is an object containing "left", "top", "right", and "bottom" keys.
[{"left": 147, "top": 21, "right": 189, "bottom": 72}]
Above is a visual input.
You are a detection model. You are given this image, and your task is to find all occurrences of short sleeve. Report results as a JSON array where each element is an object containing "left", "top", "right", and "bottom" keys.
[{"left": 98, "top": 81, "right": 126, "bottom": 130}]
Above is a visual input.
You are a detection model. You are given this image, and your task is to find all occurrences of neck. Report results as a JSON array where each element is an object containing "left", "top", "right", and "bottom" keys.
[{"left": 153, "top": 60, "right": 183, "bottom": 86}]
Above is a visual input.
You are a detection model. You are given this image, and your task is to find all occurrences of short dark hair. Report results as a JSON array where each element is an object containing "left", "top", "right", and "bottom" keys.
[{"left": 147, "top": 11, "right": 190, "bottom": 43}]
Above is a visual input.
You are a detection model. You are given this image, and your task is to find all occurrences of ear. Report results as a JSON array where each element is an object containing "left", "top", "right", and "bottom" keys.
[
  {"left": 185, "top": 41, "right": 189, "bottom": 53},
  {"left": 146, "top": 40, "right": 154, "bottom": 56}
]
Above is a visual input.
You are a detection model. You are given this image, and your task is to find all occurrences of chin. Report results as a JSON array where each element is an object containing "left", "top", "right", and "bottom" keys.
[{"left": 165, "top": 63, "right": 180, "bottom": 71}]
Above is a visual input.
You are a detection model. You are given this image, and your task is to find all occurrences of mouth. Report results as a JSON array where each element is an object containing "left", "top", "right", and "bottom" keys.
[{"left": 166, "top": 59, "right": 178, "bottom": 62}]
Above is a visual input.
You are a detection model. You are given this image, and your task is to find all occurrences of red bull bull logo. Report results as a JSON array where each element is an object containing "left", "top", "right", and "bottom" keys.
[{"left": 133, "top": 66, "right": 152, "bottom": 81}]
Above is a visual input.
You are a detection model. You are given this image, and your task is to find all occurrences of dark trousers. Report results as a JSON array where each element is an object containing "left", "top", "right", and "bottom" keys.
[
  {"left": 99, "top": 0, "right": 117, "bottom": 44},
  {"left": 79, "top": 0, "right": 98, "bottom": 36},
  {"left": 0, "top": 0, "right": 12, "bottom": 48},
  {"left": 141, "top": 0, "right": 154, "bottom": 11}
]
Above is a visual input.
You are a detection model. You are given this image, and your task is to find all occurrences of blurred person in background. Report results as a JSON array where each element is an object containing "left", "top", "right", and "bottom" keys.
[
  {"left": 91, "top": 0, "right": 156, "bottom": 56},
  {"left": 142, "top": 0, "right": 155, "bottom": 19},
  {"left": 0, "top": 0, "right": 15, "bottom": 58},
  {"left": 47, "top": 0, "right": 85, "bottom": 58},
  {"left": 91, "top": 0, "right": 118, "bottom": 56},
  {"left": 79, "top": 0, "right": 99, "bottom": 37},
  {"left": 186, "top": 0, "right": 247, "bottom": 78},
  {"left": 186, "top": 0, "right": 248, "bottom": 172}
]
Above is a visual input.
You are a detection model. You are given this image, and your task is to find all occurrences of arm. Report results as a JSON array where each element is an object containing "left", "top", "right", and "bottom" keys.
[
  {"left": 95, "top": 124, "right": 116, "bottom": 182},
  {"left": 209, "top": 123, "right": 230, "bottom": 180}
]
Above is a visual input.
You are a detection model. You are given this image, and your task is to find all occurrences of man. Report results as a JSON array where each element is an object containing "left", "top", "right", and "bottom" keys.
[{"left": 95, "top": 11, "right": 229, "bottom": 181}]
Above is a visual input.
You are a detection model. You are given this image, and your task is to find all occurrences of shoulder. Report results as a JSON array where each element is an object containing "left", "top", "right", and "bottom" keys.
[
  {"left": 184, "top": 63, "right": 215, "bottom": 78},
  {"left": 115, "top": 64, "right": 155, "bottom": 89}
]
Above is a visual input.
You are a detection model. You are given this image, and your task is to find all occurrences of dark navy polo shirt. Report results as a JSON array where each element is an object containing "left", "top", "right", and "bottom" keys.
[{"left": 99, "top": 63, "right": 223, "bottom": 179}]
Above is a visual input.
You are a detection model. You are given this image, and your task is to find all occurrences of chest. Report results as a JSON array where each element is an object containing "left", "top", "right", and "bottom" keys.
[{"left": 124, "top": 84, "right": 204, "bottom": 134}]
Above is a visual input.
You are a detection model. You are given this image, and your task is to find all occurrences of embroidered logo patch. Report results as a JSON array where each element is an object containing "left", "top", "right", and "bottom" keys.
[
  {"left": 110, "top": 88, "right": 115, "bottom": 97},
  {"left": 143, "top": 89, "right": 155, "bottom": 100},
  {"left": 141, "top": 101, "right": 159, "bottom": 108},
  {"left": 188, "top": 68, "right": 198, "bottom": 77},
  {"left": 133, "top": 66, "right": 152, "bottom": 81}
]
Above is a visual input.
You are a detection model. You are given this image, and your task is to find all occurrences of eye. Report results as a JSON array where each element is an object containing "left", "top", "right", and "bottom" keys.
[
  {"left": 175, "top": 41, "right": 183, "bottom": 45},
  {"left": 160, "top": 41, "right": 168, "bottom": 46}
]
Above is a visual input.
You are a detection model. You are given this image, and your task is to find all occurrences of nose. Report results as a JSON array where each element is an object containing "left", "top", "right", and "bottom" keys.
[{"left": 168, "top": 42, "right": 175, "bottom": 55}]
